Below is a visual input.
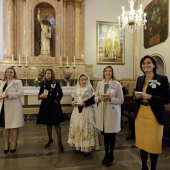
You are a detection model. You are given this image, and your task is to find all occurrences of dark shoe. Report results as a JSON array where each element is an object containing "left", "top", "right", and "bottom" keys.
[
  {"left": 75, "top": 150, "right": 81, "bottom": 153},
  {"left": 126, "top": 134, "right": 135, "bottom": 140},
  {"left": 101, "top": 154, "right": 109, "bottom": 165},
  {"left": 58, "top": 142, "right": 64, "bottom": 153},
  {"left": 10, "top": 149, "right": 16, "bottom": 153},
  {"left": 84, "top": 152, "right": 90, "bottom": 157},
  {"left": 142, "top": 165, "right": 149, "bottom": 170},
  {"left": 106, "top": 155, "right": 114, "bottom": 167},
  {"left": 45, "top": 139, "right": 53, "bottom": 148},
  {"left": 4, "top": 142, "right": 10, "bottom": 154}
]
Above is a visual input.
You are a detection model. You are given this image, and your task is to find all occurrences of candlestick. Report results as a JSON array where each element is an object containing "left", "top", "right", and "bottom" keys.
[
  {"left": 66, "top": 56, "right": 68, "bottom": 67},
  {"left": 59, "top": 66, "right": 63, "bottom": 86},
  {"left": 24, "top": 66, "right": 29, "bottom": 86},
  {"left": 12, "top": 54, "right": 14, "bottom": 66},
  {"left": 18, "top": 66, "right": 22, "bottom": 79},
  {"left": 73, "top": 56, "right": 75, "bottom": 67},
  {"left": 72, "top": 66, "right": 76, "bottom": 86},
  {"left": 60, "top": 56, "right": 62, "bottom": 67},
  {"left": 26, "top": 56, "right": 28, "bottom": 66},
  {"left": 19, "top": 54, "right": 21, "bottom": 66}
]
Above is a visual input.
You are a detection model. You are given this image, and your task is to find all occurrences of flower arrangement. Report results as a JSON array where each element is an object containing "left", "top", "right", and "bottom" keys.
[
  {"left": 63, "top": 72, "right": 72, "bottom": 82},
  {"left": 34, "top": 69, "right": 45, "bottom": 87}
]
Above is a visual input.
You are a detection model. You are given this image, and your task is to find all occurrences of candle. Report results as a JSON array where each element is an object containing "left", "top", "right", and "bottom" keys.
[
  {"left": 60, "top": 56, "right": 62, "bottom": 67},
  {"left": 19, "top": 54, "right": 21, "bottom": 66},
  {"left": 26, "top": 56, "right": 28, "bottom": 66},
  {"left": 67, "top": 56, "right": 68, "bottom": 67},
  {"left": 73, "top": 56, "right": 75, "bottom": 67},
  {"left": 12, "top": 54, "right": 14, "bottom": 66}
]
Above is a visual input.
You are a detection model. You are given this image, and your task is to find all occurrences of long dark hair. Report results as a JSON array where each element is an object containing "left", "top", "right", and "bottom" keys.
[
  {"left": 3, "top": 67, "right": 18, "bottom": 81},
  {"left": 103, "top": 65, "right": 115, "bottom": 80},
  {"left": 140, "top": 55, "right": 158, "bottom": 74},
  {"left": 44, "top": 69, "right": 56, "bottom": 83}
]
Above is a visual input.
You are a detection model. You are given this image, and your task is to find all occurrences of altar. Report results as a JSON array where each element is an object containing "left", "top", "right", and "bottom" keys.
[{"left": 22, "top": 86, "right": 74, "bottom": 115}]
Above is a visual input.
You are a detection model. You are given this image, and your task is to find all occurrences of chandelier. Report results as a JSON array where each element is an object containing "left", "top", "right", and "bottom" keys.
[{"left": 118, "top": 0, "right": 147, "bottom": 33}]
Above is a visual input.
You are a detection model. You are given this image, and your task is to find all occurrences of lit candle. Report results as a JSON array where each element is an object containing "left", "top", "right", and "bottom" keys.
[
  {"left": 19, "top": 54, "right": 21, "bottom": 66},
  {"left": 12, "top": 54, "right": 14, "bottom": 66},
  {"left": 73, "top": 56, "right": 75, "bottom": 67},
  {"left": 67, "top": 56, "right": 68, "bottom": 67},
  {"left": 26, "top": 56, "right": 27, "bottom": 66}
]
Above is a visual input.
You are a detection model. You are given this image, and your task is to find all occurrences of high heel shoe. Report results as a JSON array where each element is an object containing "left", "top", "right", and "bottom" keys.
[
  {"left": 10, "top": 149, "right": 16, "bottom": 153},
  {"left": 45, "top": 139, "right": 53, "bottom": 148},
  {"left": 58, "top": 142, "right": 64, "bottom": 153},
  {"left": 4, "top": 142, "right": 10, "bottom": 154}
]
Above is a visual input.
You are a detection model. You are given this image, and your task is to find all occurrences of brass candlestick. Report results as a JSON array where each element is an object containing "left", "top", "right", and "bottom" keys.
[
  {"left": 72, "top": 66, "right": 76, "bottom": 86},
  {"left": 59, "top": 66, "right": 63, "bottom": 86},
  {"left": 24, "top": 66, "right": 29, "bottom": 86},
  {"left": 18, "top": 66, "right": 22, "bottom": 80}
]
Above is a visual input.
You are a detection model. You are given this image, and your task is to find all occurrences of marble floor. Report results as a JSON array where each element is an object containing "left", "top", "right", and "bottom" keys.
[{"left": 0, "top": 116, "right": 170, "bottom": 170}]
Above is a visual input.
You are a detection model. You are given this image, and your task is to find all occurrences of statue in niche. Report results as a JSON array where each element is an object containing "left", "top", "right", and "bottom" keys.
[{"left": 37, "top": 9, "right": 51, "bottom": 55}]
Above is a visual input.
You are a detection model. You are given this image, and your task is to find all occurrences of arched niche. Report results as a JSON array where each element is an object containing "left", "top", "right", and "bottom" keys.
[
  {"left": 151, "top": 54, "right": 165, "bottom": 75},
  {"left": 34, "top": 2, "right": 55, "bottom": 57}
]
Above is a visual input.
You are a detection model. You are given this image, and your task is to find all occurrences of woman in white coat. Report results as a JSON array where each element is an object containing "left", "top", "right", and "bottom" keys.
[
  {"left": 95, "top": 66, "right": 124, "bottom": 167},
  {"left": 0, "top": 67, "right": 24, "bottom": 154}
]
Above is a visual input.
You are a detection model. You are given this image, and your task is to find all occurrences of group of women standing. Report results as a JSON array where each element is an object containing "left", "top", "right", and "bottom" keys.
[{"left": 0, "top": 55, "right": 170, "bottom": 169}]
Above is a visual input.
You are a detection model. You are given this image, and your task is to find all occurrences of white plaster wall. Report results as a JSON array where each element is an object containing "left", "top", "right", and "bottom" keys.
[
  {"left": 139, "top": 0, "right": 170, "bottom": 79},
  {"left": 85, "top": 0, "right": 134, "bottom": 78},
  {"left": 0, "top": 0, "right": 3, "bottom": 61}
]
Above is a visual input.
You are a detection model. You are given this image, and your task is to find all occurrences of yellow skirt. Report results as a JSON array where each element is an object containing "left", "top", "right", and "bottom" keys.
[{"left": 135, "top": 105, "right": 163, "bottom": 154}]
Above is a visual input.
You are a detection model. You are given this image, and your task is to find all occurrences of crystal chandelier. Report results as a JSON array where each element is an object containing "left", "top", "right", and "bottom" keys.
[{"left": 118, "top": 0, "right": 147, "bottom": 33}]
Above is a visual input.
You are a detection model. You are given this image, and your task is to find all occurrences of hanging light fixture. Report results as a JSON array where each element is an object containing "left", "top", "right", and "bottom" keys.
[{"left": 118, "top": 0, "right": 147, "bottom": 33}]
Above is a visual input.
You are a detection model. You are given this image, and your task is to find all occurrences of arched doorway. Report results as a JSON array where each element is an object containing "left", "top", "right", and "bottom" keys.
[{"left": 151, "top": 54, "right": 165, "bottom": 75}]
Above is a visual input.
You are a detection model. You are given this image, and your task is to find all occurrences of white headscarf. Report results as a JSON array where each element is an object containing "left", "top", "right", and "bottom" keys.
[{"left": 71, "top": 73, "right": 95, "bottom": 101}]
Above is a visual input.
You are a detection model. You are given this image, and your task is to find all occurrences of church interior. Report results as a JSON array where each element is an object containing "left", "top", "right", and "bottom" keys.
[{"left": 0, "top": 0, "right": 170, "bottom": 169}]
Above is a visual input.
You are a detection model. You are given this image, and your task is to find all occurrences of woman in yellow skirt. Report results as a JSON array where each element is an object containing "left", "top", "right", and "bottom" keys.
[{"left": 134, "top": 55, "right": 170, "bottom": 170}]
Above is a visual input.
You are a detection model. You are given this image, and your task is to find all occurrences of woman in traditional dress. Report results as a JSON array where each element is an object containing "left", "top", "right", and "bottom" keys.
[
  {"left": 95, "top": 65, "right": 124, "bottom": 167},
  {"left": 134, "top": 55, "right": 170, "bottom": 170},
  {"left": 37, "top": 69, "right": 65, "bottom": 152},
  {"left": 68, "top": 73, "right": 99, "bottom": 156},
  {"left": 0, "top": 67, "right": 24, "bottom": 154}
]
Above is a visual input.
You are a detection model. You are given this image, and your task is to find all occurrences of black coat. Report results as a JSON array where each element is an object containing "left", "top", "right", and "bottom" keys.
[
  {"left": 134, "top": 73, "right": 170, "bottom": 125},
  {"left": 36, "top": 80, "right": 65, "bottom": 125}
]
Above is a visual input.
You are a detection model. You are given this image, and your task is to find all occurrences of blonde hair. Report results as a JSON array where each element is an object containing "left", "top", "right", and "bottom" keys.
[{"left": 3, "top": 67, "right": 18, "bottom": 81}]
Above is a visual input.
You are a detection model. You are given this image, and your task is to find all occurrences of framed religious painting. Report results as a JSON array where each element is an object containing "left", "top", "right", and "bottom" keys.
[
  {"left": 144, "top": 0, "right": 168, "bottom": 48},
  {"left": 96, "top": 21, "right": 125, "bottom": 65}
]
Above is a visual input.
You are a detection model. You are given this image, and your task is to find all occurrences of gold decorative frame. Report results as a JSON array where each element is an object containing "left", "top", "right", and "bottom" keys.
[{"left": 96, "top": 21, "right": 125, "bottom": 65}]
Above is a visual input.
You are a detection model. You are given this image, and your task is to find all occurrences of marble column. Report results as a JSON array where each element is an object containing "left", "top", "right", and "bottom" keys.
[
  {"left": 4, "top": 0, "right": 15, "bottom": 60},
  {"left": 63, "top": 0, "right": 67, "bottom": 59},
  {"left": 74, "top": 1, "right": 81, "bottom": 60}
]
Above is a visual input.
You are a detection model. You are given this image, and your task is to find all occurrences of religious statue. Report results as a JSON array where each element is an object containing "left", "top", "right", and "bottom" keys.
[{"left": 37, "top": 9, "right": 51, "bottom": 56}]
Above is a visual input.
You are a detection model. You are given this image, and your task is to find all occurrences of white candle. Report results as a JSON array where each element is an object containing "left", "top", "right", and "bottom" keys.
[
  {"left": 60, "top": 56, "right": 62, "bottom": 67},
  {"left": 12, "top": 54, "right": 14, "bottom": 66},
  {"left": 26, "top": 56, "right": 28, "bottom": 66},
  {"left": 19, "top": 54, "right": 21, "bottom": 66},
  {"left": 74, "top": 56, "right": 75, "bottom": 67},
  {"left": 67, "top": 56, "right": 68, "bottom": 67}
]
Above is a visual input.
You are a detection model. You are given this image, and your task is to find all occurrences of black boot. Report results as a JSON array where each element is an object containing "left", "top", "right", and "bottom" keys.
[
  {"left": 101, "top": 153, "right": 109, "bottom": 165},
  {"left": 58, "top": 142, "right": 64, "bottom": 153},
  {"left": 106, "top": 154, "right": 114, "bottom": 167}
]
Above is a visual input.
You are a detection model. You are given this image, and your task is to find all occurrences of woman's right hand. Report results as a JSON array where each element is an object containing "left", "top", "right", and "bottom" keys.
[
  {"left": 39, "top": 93, "right": 48, "bottom": 99},
  {"left": 98, "top": 95, "right": 106, "bottom": 102}
]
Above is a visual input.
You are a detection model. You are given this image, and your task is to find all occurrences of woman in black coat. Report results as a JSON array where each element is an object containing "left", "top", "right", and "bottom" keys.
[{"left": 37, "top": 69, "right": 65, "bottom": 152}]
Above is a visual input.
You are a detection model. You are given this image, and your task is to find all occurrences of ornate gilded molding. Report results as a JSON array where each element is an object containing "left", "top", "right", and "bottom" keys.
[
  {"left": 74, "top": 1, "right": 81, "bottom": 8},
  {"left": 63, "top": 0, "right": 68, "bottom": 7}
]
